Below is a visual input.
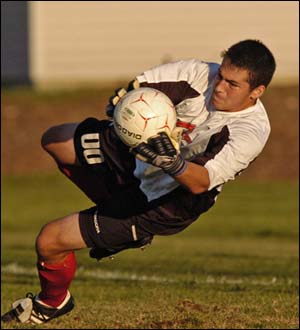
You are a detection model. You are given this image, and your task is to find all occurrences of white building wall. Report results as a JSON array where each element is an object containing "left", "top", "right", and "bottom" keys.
[{"left": 17, "top": 1, "right": 300, "bottom": 87}]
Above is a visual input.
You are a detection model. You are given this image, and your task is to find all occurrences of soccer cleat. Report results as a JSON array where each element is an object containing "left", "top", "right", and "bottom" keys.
[{"left": 1, "top": 291, "right": 74, "bottom": 324}]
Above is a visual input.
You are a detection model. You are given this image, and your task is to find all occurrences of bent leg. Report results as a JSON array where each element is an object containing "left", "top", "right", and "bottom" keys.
[{"left": 41, "top": 121, "right": 112, "bottom": 204}]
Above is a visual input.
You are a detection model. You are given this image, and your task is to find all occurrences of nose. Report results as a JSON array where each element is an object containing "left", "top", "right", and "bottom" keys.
[{"left": 214, "top": 77, "right": 226, "bottom": 94}]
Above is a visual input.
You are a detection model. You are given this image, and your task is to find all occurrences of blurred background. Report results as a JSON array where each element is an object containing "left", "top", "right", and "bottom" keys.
[
  {"left": 1, "top": 1, "right": 299, "bottom": 180},
  {"left": 1, "top": 1, "right": 299, "bottom": 87}
]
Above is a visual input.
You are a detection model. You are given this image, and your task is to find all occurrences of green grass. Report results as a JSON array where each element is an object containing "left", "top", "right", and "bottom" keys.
[{"left": 1, "top": 173, "right": 299, "bottom": 329}]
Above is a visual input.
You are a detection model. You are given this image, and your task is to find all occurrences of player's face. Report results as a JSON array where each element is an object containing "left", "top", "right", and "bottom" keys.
[{"left": 211, "top": 59, "right": 265, "bottom": 112}]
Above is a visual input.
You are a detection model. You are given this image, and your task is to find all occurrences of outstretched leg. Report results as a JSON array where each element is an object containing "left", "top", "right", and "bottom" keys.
[{"left": 35, "top": 213, "right": 86, "bottom": 306}]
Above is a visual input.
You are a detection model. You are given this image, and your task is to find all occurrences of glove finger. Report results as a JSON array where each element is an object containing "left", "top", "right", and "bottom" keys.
[
  {"left": 159, "top": 132, "right": 178, "bottom": 156},
  {"left": 108, "top": 88, "right": 127, "bottom": 107},
  {"left": 135, "top": 153, "right": 150, "bottom": 163},
  {"left": 115, "top": 87, "right": 127, "bottom": 98},
  {"left": 106, "top": 104, "right": 115, "bottom": 117},
  {"left": 127, "top": 79, "right": 140, "bottom": 91},
  {"left": 133, "top": 143, "right": 157, "bottom": 161},
  {"left": 105, "top": 86, "right": 129, "bottom": 118},
  {"left": 129, "top": 146, "right": 149, "bottom": 163},
  {"left": 109, "top": 94, "right": 120, "bottom": 106},
  {"left": 148, "top": 134, "right": 168, "bottom": 155}
]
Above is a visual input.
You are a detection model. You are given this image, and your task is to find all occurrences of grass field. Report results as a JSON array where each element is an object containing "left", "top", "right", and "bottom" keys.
[{"left": 1, "top": 173, "right": 299, "bottom": 329}]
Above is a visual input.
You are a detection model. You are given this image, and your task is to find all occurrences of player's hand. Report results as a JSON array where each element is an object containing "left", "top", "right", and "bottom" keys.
[
  {"left": 106, "top": 79, "right": 140, "bottom": 117},
  {"left": 132, "top": 132, "right": 187, "bottom": 177}
]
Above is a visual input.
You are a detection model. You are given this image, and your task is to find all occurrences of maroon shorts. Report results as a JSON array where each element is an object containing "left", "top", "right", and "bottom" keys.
[{"left": 72, "top": 117, "right": 219, "bottom": 250}]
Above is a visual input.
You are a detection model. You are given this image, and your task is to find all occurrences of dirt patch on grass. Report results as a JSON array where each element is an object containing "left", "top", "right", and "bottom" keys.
[{"left": 1, "top": 84, "right": 298, "bottom": 180}]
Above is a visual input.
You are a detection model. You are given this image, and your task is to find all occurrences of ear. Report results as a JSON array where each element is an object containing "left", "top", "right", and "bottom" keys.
[{"left": 250, "top": 85, "right": 265, "bottom": 100}]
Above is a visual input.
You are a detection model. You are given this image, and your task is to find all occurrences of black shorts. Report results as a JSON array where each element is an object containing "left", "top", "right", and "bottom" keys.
[{"left": 74, "top": 117, "right": 219, "bottom": 251}]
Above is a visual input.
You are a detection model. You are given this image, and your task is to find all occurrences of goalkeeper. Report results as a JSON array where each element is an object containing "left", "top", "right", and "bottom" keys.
[{"left": 2, "top": 39, "right": 276, "bottom": 324}]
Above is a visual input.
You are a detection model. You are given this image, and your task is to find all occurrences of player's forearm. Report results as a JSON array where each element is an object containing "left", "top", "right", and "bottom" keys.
[{"left": 174, "top": 162, "right": 210, "bottom": 194}]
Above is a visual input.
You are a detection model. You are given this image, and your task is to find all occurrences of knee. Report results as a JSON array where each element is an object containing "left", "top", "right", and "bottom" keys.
[
  {"left": 41, "top": 128, "right": 48, "bottom": 150},
  {"left": 35, "top": 223, "right": 56, "bottom": 260},
  {"left": 40, "top": 123, "right": 78, "bottom": 164},
  {"left": 41, "top": 124, "right": 71, "bottom": 150},
  {"left": 41, "top": 126, "right": 56, "bottom": 152}
]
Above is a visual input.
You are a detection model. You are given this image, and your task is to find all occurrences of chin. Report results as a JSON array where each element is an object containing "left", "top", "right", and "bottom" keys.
[{"left": 212, "top": 100, "right": 224, "bottom": 110}]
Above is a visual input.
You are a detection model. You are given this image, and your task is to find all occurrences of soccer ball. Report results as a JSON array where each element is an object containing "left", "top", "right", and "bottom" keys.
[{"left": 113, "top": 87, "right": 177, "bottom": 147}]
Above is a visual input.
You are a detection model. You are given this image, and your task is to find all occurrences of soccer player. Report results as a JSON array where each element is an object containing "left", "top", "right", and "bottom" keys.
[{"left": 2, "top": 39, "right": 276, "bottom": 324}]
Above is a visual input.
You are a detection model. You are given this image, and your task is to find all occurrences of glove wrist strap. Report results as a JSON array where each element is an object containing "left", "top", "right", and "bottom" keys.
[{"left": 164, "top": 156, "right": 187, "bottom": 177}]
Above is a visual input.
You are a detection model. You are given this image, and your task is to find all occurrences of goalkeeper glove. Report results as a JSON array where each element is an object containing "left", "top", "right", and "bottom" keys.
[
  {"left": 106, "top": 79, "right": 140, "bottom": 117},
  {"left": 132, "top": 132, "right": 187, "bottom": 177}
]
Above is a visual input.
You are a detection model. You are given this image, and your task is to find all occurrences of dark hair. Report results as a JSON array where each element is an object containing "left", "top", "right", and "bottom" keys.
[{"left": 221, "top": 39, "right": 276, "bottom": 90}]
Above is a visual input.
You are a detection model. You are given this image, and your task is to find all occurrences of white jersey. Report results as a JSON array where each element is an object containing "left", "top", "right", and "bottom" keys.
[{"left": 133, "top": 59, "right": 271, "bottom": 201}]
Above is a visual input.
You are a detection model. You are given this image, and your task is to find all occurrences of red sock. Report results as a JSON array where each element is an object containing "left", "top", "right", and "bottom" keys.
[{"left": 37, "top": 252, "right": 76, "bottom": 307}]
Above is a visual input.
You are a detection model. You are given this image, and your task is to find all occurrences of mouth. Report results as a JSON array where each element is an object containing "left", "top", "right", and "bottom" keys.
[{"left": 212, "top": 92, "right": 223, "bottom": 103}]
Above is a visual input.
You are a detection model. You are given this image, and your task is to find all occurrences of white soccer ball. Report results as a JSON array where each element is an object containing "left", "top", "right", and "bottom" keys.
[{"left": 113, "top": 87, "right": 177, "bottom": 147}]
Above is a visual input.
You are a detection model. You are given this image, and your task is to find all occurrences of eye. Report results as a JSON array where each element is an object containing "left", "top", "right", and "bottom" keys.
[{"left": 229, "top": 82, "right": 239, "bottom": 88}]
